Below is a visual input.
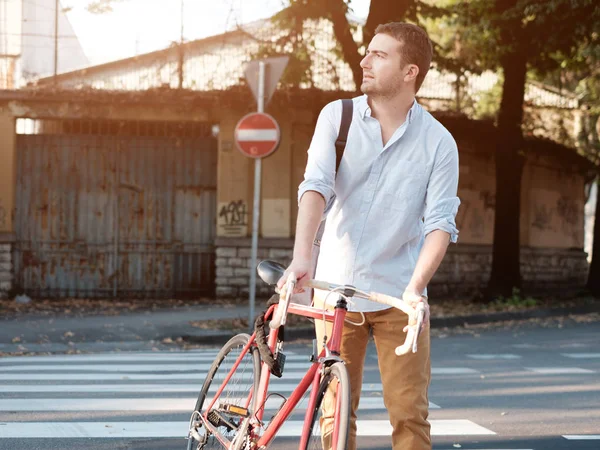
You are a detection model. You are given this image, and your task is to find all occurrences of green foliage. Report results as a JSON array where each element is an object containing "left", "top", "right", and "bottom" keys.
[
  {"left": 472, "top": 75, "right": 503, "bottom": 121},
  {"left": 448, "top": 0, "right": 599, "bottom": 75},
  {"left": 492, "top": 288, "right": 538, "bottom": 309}
]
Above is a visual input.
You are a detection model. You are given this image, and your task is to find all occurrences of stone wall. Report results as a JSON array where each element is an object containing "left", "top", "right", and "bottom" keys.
[
  {"left": 215, "top": 238, "right": 293, "bottom": 298},
  {"left": 0, "top": 234, "right": 14, "bottom": 299},
  {"left": 429, "top": 245, "right": 589, "bottom": 297},
  {"left": 216, "top": 239, "right": 589, "bottom": 299}
]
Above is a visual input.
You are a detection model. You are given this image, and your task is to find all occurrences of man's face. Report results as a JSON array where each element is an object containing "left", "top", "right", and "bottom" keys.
[{"left": 360, "top": 33, "right": 415, "bottom": 98}]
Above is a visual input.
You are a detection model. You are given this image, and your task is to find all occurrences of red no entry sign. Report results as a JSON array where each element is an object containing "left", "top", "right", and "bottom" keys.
[{"left": 234, "top": 112, "right": 281, "bottom": 158}]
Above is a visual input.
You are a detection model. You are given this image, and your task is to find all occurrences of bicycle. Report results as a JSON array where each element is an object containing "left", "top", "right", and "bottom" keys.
[{"left": 186, "top": 259, "right": 426, "bottom": 450}]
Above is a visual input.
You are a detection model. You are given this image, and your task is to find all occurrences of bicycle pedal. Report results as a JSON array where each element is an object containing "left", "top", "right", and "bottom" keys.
[
  {"left": 219, "top": 403, "right": 249, "bottom": 418},
  {"left": 207, "top": 410, "right": 235, "bottom": 431}
]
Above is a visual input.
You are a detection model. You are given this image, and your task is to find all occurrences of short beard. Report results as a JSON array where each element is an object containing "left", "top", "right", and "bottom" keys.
[{"left": 361, "top": 76, "right": 406, "bottom": 100}]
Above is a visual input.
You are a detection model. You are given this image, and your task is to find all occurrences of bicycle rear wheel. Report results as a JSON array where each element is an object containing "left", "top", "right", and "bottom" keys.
[
  {"left": 187, "top": 333, "right": 260, "bottom": 450},
  {"left": 302, "top": 362, "right": 350, "bottom": 450}
]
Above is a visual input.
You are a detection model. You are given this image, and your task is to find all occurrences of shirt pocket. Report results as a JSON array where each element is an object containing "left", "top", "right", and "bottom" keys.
[{"left": 379, "top": 159, "right": 429, "bottom": 214}]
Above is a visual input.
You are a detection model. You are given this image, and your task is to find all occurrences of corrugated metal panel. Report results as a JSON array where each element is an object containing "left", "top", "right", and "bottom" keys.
[{"left": 14, "top": 124, "right": 216, "bottom": 298}]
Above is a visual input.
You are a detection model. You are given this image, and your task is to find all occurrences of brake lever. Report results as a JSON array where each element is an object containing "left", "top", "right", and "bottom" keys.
[{"left": 412, "top": 303, "right": 426, "bottom": 353}]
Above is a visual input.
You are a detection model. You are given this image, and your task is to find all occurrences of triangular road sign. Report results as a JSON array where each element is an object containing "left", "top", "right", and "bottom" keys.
[{"left": 244, "top": 56, "right": 289, "bottom": 107}]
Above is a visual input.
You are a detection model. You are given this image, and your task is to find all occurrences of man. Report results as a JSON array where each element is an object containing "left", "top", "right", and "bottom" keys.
[{"left": 278, "top": 22, "right": 460, "bottom": 450}]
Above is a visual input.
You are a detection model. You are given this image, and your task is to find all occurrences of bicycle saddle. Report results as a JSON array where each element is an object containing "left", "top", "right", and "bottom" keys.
[{"left": 257, "top": 260, "right": 286, "bottom": 285}]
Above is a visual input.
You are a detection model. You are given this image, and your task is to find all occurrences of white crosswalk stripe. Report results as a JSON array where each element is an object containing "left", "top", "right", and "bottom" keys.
[
  {"left": 0, "top": 396, "right": 440, "bottom": 411},
  {"left": 0, "top": 353, "right": 311, "bottom": 364},
  {"left": 560, "top": 353, "right": 600, "bottom": 359},
  {"left": 0, "top": 420, "right": 495, "bottom": 438},
  {"left": 562, "top": 435, "right": 600, "bottom": 440},
  {"left": 466, "top": 354, "right": 521, "bottom": 360},
  {"left": 525, "top": 367, "right": 596, "bottom": 374},
  {"left": 0, "top": 349, "right": 493, "bottom": 439}
]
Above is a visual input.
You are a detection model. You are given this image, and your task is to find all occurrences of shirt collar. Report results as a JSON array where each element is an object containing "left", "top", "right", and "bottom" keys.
[{"left": 358, "top": 95, "right": 419, "bottom": 124}]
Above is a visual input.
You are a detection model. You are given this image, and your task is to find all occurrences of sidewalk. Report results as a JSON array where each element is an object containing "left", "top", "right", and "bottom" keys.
[{"left": 1, "top": 297, "right": 599, "bottom": 355}]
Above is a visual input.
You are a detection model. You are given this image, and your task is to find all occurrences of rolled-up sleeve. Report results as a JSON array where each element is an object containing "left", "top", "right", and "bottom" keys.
[
  {"left": 423, "top": 134, "right": 461, "bottom": 243},
  {"left": 297, "top": 101, "right": 340, "bottom": 214}
]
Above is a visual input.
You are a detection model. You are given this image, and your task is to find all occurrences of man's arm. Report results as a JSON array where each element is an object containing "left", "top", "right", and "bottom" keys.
[
  {"left": 404, "top": 134, "right": 460, "bottom": 322},
  {"left": 292, "top": 191, "right": 326, "bottom": 261},
  {"left": 406, "top": 229, "right": 451, "bottom": 295},
  {"left": 276, "top": 191, "right": 325, "bottom": 290},
  {"left": 277, "top": 101, "right": 340, "bottom": 290}
]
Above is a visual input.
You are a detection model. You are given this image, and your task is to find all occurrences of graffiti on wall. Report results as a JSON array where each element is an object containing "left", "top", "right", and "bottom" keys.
[
  {"left": 218, "top": 200, "right": 248, "bottom": 237},
  {"left": 455, "top": 189, "right": 495, "bottom": 243},
  {"left": 530, "top": 189, "right": 583, "bottom": 247},
  {"left": 531, "top": 203, "right": 554, "bottom": 231}
]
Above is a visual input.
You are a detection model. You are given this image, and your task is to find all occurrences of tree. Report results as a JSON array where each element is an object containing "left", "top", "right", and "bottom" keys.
[
  {"left": 449, "top": 0, "right": 599, "bottom": 299},
  {"left": 266, "top": 0, "right": 447, "bottom": 91},
  {"left": 570, "top": 61, "right": 600, "bottom": 297},
  {"left": 86, "top": 0, "right": 124, "bottom": 14}
]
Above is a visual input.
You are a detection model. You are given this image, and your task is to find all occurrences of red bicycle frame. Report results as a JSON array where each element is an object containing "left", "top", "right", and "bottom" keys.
[{"left": 199, "top": 299, "right": 348, "bottom": 449}]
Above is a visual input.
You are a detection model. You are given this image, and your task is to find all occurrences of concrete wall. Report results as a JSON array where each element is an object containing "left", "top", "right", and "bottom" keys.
[{"left": 0, "top": 113, "right": 16, "bottom": 297}]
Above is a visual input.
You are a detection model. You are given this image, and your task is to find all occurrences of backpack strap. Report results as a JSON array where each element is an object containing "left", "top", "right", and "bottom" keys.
[
  {"left": 313, "top": 99, "right": 353, "bottom": 248},
  {"left": 334, "top": 98, "right": 353, "bottom": 174}
]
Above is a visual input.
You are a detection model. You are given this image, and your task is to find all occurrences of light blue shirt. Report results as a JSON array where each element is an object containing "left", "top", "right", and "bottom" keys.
[{"left": 298, "top": 95, "right": 460, "bottom": 312}]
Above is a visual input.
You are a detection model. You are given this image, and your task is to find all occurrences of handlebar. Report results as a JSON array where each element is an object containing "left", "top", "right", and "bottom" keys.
[{"left": 269, "top": 274, "right": 427, "bottom": 356}]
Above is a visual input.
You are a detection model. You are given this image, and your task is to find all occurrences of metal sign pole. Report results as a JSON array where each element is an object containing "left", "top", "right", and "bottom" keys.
[{"left": 249, "top": 61, "right": 266, "bottom": 331}]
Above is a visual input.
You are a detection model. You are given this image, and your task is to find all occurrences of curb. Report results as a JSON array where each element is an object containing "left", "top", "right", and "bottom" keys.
[{"left": 177, "top": 302, "right": 600, "bottom": 346}]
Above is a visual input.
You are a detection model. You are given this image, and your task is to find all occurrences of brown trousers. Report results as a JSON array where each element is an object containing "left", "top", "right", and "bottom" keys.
[{"left": 315, "top": 294, "right": 432, "bottom": 450}]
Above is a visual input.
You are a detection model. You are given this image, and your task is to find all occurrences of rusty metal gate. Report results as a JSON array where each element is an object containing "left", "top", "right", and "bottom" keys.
[{"left": 14, "top": 119, "right": 217, "bottom": 298}]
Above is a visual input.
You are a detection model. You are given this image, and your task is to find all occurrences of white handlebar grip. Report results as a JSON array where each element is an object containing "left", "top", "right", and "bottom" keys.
[
  {"left": 395, "top": 326, "right": 417, "bottom": 355},
  {"left": 396, "top": 303, "right": 426, "bottom": 355}
]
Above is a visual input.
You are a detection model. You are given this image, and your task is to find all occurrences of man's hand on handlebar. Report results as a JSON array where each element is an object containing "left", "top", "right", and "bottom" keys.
[
  {"left": 276, "top": 257, "right": 312, "bottom": 293},
  {"left": 402, "top": 289, "right": 430, "bottom": 335}
]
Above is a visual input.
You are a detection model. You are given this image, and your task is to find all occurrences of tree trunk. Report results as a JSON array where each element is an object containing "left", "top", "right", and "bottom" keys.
[
  {"left": 485, "top": 0, "right": 528, "bottom": 299},
  {"left": 327, "top": 0, "right": 363, "bottom": 91},
  {"left": 327, "top": 0, "right": 414, "bottom": 91},
  {"left": 363, "top": 0, "right": 414, "bottom": 44},
  {"left": 588, "top": 181, "right": 600, "bottom": 297}
]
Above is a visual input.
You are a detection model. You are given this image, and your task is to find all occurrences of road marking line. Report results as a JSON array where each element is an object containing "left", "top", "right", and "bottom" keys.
[
  {"left": 0, "top": 419, "right": 492, "bottom": 438},
  {"left": 0, "top": 382, "right": 382, "bottom": 394},
  {"left": 466, "top": 354, "right": 521, "bottom": 360},
  {"left": 560, "top": 353, "right": 600, "bottom": 359},
  {"left": 0, "top": 372, "right": 309, "bottom": 381},
  {"left": 432, "top": 368, "right": 480, "bottom": 374},
  {"left": 563, "top": 435, "right": 600, "bottom": 440},
  {"left": 0, "top": 363, "right": 312, "bottom": 372},
  {"left": 525, "top": 367, "right": 595, "bottom": 374},
  {"left": 0, "top": 397, "right": 439, "bottom": 411},
  {"left": 0, "top": 354, "right": 308, "bottom": 364}
]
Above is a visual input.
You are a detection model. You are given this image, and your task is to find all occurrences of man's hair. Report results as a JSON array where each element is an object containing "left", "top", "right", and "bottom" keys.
[{"left": 374, "top": 22, "right": 433, "bottom": 92}]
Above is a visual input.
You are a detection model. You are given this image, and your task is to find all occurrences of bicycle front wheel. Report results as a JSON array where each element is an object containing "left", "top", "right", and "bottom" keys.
[
  {"left": 302, "top": 362, "right": 350, "bottom": 450},
  {"left": 187, "top": 333, "right": 260, "bottom": 450}
]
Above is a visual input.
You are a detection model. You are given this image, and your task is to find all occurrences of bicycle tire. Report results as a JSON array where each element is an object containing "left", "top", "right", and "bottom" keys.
[
  {"left": 187, "top": 333, "right": 261, "bottom": 450},
  {"left": 302, "top": 362, "right": 350, "bottom": 450}
]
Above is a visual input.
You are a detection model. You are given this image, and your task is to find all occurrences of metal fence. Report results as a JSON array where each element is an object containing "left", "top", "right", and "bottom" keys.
[{"left": 14, "top": 118, "right": 218, "bottom": 298}]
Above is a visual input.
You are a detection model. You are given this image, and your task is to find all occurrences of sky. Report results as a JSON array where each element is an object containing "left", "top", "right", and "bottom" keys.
[{"left": 64, "top": 0, "right": 371, "bottom": 66}]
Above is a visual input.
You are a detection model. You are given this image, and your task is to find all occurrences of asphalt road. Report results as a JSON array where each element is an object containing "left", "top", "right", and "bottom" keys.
[{"left": 0, "top": 321, "right": 598, "bottom": 450}]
